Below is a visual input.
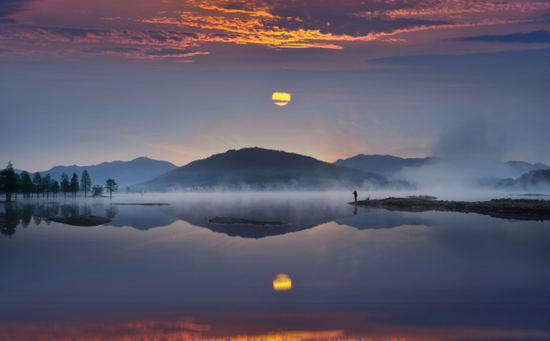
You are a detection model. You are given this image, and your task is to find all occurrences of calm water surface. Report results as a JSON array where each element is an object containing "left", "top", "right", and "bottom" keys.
[{"left": 1, "top": 192, "right": 549, "bottom": 340}]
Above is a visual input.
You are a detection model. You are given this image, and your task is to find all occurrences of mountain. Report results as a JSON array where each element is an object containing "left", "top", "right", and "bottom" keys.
[
  {"left": 336, "top": 155, "right": 550, "bottom": 184},
  {"left": 334, "top": 154, "right": 440, "bottom": 176},
  {"left": 505, "top": 161, "right": 550, "bottom": 177},
  {"left": 479, "top": 169, "right": 550, "bottom": 190},
  {"left": 131, "top": 147, "right": 413, "bottom": 192},
  {"left": 515, "top": 169, "right": 550, "bottom": 189},
  {"left": 20, "top": 157, "right": 178, "bottom": 187}
]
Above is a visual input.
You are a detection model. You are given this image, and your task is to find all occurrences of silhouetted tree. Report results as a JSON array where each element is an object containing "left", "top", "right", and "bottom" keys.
[
  {"left": 81, "top": 170, "right": 92, "bottom": 198},
  {"left": 105, "top": 179, "right": 118, "bottom": 199},
  {"left": 50, "top": 179, "right": 59, "bottom": 199},
  {"left": 20, "top": 171, "right": 33, "bottom": 199},
  {"left": 70, "top": 173, "right": 79, "bottom": 198},
  {"left": 44, "top": 174, "right": 51, "bottom": 200},
  {"left": 0, "top": 161, "right": 18, "bottom": 202},
  {"left": 92, "top": 185, "right": 103, "bottom": 197},
  {"left": 33, "top": 172, "right": 42, "bottom": 199},
  {"left": 60, "top": 173, "right": 70, "bottom": 199},
  {"left": 516, "top": 169, "right": 550, "bottom": 188},
  {"left": 14, "top": 173, "right": 20, "bottom": 201},
  {"left": 18, "top": 172, "right": 25, "bottom": 199}
]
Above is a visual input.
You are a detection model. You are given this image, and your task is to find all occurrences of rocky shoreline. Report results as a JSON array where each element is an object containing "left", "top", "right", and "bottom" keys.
[{"left": 351, "top": 197, "right": 550, "bottom": 221}]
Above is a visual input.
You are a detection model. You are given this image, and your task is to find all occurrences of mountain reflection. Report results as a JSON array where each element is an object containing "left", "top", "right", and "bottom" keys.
[
  {"left": 0, "top": 195, "right": 474, "bottom": 239},
  {"left": 168, "top": 198, "right": 436, "bottom": 238},
  {"left": 1, "top": 193, "right": 544, "bottom": 238},
  {"left": 335, "top": 208, "right": 435, "bottom": 230},
  {"left": 162, "top": 195, "right": 355, "bottom": 238}
]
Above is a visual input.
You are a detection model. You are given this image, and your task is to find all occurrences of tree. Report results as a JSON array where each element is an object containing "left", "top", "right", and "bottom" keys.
[
  {"left": 44, "top": 174, "right": 51, "bottom": 200},
  {"left": 14, "top": 173, "right": 20, "bottom": 201},
  {"left": 81, "top": 170, "right": 92, "bottom": 198},
  {"left": 70, "top": 173, "right": 79, "bottom": 198},
  {"left": 33, "top": 172, "right": 42, "bottom": 199},
  {"left": 50, "top": 180, "right": 59, "bottom": 199},
  {"left": 105, "top": 179, "right": 118, "bottom": 199},
  {"left": 0, "top": 161, "right": 18, "bottom": 202},
  {"left": 92, "top": 185, "right": 103, "bottom": 197},
  {"left": 60, "top": 173, "right": 70, "bottom": 199},
  {"left": 20, "top": 171, "right": 34, "bottom": 199}
]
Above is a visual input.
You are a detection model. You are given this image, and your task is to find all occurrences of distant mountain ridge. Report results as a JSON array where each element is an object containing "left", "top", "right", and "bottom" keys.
[
  {"left": 479, "top": 169, "right": 550, "bottom": 190},
  {"left": 131, "top": 147, "right": 413, "bottom": 192},
  {"left": 335, "top": 154, "right": 549, "bottom": 178},
  {"left": 10, "top": 151, "right": 549, "bottom": 191},
  {"left": 505, "top": 161, "right": 550, "bottom": 176},
  {"left": 334, "top": 154, "right": 440, "bottom": 176},
  {"left": 16, "top": 157, "right": 178, "bottom": 187}
]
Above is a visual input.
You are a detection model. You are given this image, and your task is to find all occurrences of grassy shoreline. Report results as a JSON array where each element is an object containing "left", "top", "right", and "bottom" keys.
[{"left": 351, "top": 197, "right": 550, "bottom": 220}]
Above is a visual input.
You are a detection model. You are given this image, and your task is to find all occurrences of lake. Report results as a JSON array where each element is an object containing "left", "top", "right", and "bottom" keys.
[{"left": 1, "top": 192, "right": 549, "bottom": 340}]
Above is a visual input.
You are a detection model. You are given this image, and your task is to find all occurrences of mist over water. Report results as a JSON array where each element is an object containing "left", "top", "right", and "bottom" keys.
[{"left": 1, "top": 192, "right": 549, "bottom": 340}]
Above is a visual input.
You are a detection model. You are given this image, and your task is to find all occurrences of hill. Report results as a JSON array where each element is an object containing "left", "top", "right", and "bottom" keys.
[
  {"left": 515, "top": 169, "right": 550, "bottom": 189},
  {"left": 336, "top": 155, "right": 550, "bottom": 185},
  {"left": 505, "top": 161, "right": 550, "bottom": 177},
  {"left": 334, "top": 154, "right": 439, "bottom": 176},
  {"left": 131, "top": 147, "right": 413, "bottom": 192},
  {"left": 479, "top": 169, "right": 550, "bottom": 190},
  {"left": 18, "top": 157, "right": 178, "bottom": 188}
]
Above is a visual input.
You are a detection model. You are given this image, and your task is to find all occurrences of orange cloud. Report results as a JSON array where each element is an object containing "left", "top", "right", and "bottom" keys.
[
  {"left": 136, "top": 0, "right": 550, "bottom": 49},
  {"left": 2, "top": 0, "right": 548, "bottom": 59},
  {"left": 141, "top": 13, "right": 347, "bottom": 49}
]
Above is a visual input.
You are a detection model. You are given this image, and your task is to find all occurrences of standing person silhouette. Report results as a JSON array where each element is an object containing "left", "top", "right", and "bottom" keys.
[{"left": 353, "top": 190, "right": 357, "bottom": 202}]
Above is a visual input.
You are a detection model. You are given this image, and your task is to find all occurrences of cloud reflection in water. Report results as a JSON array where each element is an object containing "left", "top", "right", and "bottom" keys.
[{"left": 1, "top": 314, "right": 548, "bottom": 341}]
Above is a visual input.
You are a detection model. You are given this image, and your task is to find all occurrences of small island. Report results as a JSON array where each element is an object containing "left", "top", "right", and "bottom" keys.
[
  {"left": 208, "top": 216, "right": 288, "bottom": 226},
  {"left": 351, "top": 197, "right": 550, "bottom": 220},
  {"left": 47, "top": 215, "right": 112, "bottom": 227}
]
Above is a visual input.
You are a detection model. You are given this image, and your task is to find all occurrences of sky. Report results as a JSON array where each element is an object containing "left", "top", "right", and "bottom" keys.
[{"left": 1, "top": 0, "right": 549, "bottom": 172}]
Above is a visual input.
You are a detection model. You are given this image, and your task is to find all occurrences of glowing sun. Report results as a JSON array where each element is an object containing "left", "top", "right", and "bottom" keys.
[
  {"left": 273, "top": 273, "right": 292, "bottom": 291},
  {"left": 272, "top": 92, "right": 291, "bottom": 106}
]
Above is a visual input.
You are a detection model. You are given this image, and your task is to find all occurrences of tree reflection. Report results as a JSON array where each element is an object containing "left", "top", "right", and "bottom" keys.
[
  {"left": 0, "top": 203, "right": 21, "bottom": 237},
  {"left": 21, "top": 204, "right": 33, "bottom": 228},
  {"left": 82, "top": 203, "right": 92, "bottom": 216},
  {"left": 105, "top": 204, "right": 118, "bottom": 219},
  {"left": 1, "top": 201, "right": 115, "bottom": 237}
]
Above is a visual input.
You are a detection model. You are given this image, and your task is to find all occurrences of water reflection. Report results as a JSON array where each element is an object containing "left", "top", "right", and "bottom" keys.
[
  {"left": 162, "top": 195, "right": 357, "bottom": 238},
  {"left": 0, "top": 201, "right": 120, "bottom": 236},
  {"left": 1, "top": 194, "right": 549, "bottom": 238},
  {"left": 1, "top": 313, "right": 548, "bottom": 341},
  {"left": 1, "top": 194, "right": 550, "bottom": 340},
  {"left": 335, "top": 208, "right": 435, "bottom": 230},
  {"left": 105, "top": 204, "right": 118, "bottom": 219}
]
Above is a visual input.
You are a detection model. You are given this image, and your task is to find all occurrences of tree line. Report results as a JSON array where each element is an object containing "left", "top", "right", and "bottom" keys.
[{"left": 0, "top": 161, "right": 118, "bottom": 202}]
